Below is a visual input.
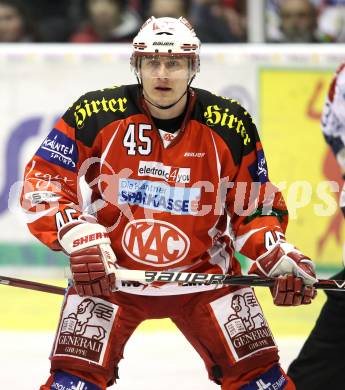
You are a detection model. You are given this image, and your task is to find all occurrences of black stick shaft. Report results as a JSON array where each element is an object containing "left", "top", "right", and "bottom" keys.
[
  {"left": 222, "top": 275, "right": 345, "bottom": 290},
  {"left": 0, "top": 275, "right": 65, "bottom": 295}
]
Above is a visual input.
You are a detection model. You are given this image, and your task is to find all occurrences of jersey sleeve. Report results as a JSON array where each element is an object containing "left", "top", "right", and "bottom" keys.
[
  {"left": 20, "top": 95, "right": 94, "bottom": 250},
  {"left": 321, "top": 63, "right": 345, "bottom": 160},
  {"left": 224, "top": 104, "right": 289, "bottom": 261}
]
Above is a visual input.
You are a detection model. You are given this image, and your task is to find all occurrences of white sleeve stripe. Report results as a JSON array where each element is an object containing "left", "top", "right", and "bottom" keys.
[
  {"left": 234, "top": 227, "right": 267, "bottom": 253},
  {"left": 234, "top": 225, "right": 282, "bottom": 253}
]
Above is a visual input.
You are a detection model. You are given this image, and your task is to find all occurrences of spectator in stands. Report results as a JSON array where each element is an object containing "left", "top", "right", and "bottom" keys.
[
  {"left": 191, "top": 0, "right": 247, "bottom": 42},
  {"left": 270, "top": 0, "right": 320, "bottom": 43},
  {"left": 70, "top": 0, "right": 142, "bottom": 43},
  {"left": 130, "top": 0, "right": 150, "bottom": 20},
  {"left": 27, "top": 0, "right": 73, "bottom": 42},
  {"left": 317, "top": 0, "right": 345, "bottom": 41},
  {"left": 0, "top": 0, "right": 39, "bottom": 42},
  {"left": 146, "top": 0, "right": 189, "bottom": 19}
]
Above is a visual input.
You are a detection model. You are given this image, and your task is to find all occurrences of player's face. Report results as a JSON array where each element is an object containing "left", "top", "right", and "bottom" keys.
[
  {"left": 0, "top": 4, "right": 25, "bottom": 42},
  {"left": 140, "top": 55, "right": 190, "bottom": 106},
  {"left": 280, "top": 0, "right": 316, "bottom": 42}
]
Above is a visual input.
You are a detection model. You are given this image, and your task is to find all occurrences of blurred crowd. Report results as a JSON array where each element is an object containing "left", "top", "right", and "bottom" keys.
[
  {"left": 1, "top": 0, "right": 345, "bottom": 43},
  {"left": 267, "top": 0, "right": 345, "bottom": 42}
]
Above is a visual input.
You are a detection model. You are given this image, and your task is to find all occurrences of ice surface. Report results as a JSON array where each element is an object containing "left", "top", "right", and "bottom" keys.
[{"left": 0, "top": 331, "right": 305, "bottom": 389}]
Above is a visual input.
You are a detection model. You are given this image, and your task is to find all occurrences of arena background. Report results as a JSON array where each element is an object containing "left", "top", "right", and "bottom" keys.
[{"left": 1, "top": 44, "right": 344, "bottom": 388}]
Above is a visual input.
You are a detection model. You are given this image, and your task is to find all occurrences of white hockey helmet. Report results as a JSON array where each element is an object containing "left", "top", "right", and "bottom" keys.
[{"left": 131, "top": 16, "right": 200, "bottom": 75}]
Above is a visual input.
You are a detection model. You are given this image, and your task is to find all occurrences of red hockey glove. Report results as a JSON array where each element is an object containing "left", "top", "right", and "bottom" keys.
[
  {"left": 249, "top": 242, "right": 317, "bottom": 306},
  {"left": 58, "top": 215, "right": 117, "bottom": 297}
]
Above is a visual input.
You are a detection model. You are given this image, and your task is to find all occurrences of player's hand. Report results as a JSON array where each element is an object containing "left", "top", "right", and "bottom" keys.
[
  {"left": 249, "top": 242, "right": 317, "bottom": 306},
  {"left": 58, "top": 215, "right": 117, "bottom": 297}
]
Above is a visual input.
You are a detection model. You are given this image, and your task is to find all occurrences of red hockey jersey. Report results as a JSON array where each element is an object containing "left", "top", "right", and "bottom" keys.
[{"left": 21, "top": 84, "right": 288, "bottom": 283}]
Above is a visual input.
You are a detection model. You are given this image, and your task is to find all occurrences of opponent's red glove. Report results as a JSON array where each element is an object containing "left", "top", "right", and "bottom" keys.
[
  {"left": 249, "top": 242, "right": 317, "bottom": 306},
  {"left": 58, "top": 215, "right": 117, "bottom": 297}
]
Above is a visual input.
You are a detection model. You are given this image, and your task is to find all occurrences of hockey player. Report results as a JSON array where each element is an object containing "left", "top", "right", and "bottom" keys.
[
  {"left": 288, "top": 63, "right": 345, "bottom": 389},
  {"left": 21, "top": 16, "right": 317, "bottom": 390}
]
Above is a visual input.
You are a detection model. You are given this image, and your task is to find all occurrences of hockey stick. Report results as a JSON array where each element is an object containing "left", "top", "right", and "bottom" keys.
[
  {"left": 1, "top": 270, "right": 345, "bottom": 295},
  {"left": 113, "top": 269, "right": 345, "bottom": 291},
  {"left": 0, "top": 275, "right": 66, "bottom": 295}
]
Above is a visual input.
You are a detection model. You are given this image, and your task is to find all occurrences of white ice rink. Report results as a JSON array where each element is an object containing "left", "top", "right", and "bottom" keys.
[{"left": 1, "top": 331, "right": 305, "bottom": 389}]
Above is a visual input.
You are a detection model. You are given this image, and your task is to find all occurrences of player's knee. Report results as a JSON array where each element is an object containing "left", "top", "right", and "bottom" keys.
[
  {"left": 237, "top": 365, "right": 295, "bottom": 390},
  {"left": 45, "top": 370, "right": 103, "bottom": 390}
]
